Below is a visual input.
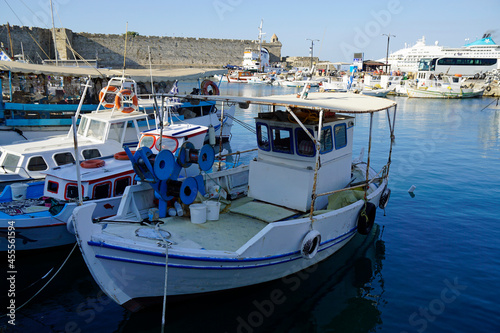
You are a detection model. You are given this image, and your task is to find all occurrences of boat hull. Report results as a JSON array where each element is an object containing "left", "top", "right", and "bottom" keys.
[
  {"left": 407, "top": 87, "right": 484, "bottom": 98},
  {"left": 73, "top": 177, "right": 386, "bottom": 311},
  {"left": 0, "top": 196, "right": 122, "bottom": 251}
]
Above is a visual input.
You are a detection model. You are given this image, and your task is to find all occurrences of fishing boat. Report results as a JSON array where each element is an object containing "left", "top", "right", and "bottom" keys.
[
  {"left": 407, "top": 72, "right": 484, "bottom": 98},
  {"left": 0, "top": 77, "right": 234, "bottom": 184},
  {"left": 71, "top": 91, "right": 396, "bottom": 311},
  {"left": 0, "top": 121, "right": 211, "bottom": 251},
  {"left": 0, "top": 77, "right": 151, "bottom": 184}
]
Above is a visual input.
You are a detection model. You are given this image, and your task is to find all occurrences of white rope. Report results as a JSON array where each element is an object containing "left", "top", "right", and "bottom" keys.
[{"left": 154, "top": 222, "right": 169, "bottom": 333}]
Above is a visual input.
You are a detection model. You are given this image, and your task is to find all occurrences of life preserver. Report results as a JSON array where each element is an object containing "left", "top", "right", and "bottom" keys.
[
  {"left": 99, "top": 86, "right": 119, "bottom": 108},
  {"left": 114, "top": 89, "right": 139, "bottom": 113},
  {"left": 357, "top": 202, "right": 376, "bottom": 235},
  {"left": 379, "top": 186, "right": 391, "bottom": 209},
  {"left": 114, "top": 150, "right": 135, "bottom": 160},
  {"left": 80, "top": 159, "right": 105, "bottom": 168},
  {"left": 201, "top": 80, "right": 220, "bottom": 95},
  {"left": 486, "top": 86, "right": 492, "bottom": 92},
  {"left": 301, "top": 230, "right": 321, "bottom": 259}
]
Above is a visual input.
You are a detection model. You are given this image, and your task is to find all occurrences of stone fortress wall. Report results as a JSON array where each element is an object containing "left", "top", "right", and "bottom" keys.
[{"left": 0, "top": 25, "right": 282, "bottom": 69}]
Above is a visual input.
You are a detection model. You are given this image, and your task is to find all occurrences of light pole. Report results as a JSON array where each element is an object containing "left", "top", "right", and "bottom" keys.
[
  {"left": 306, "top": 38, "right": 319, "bottom": 72},
  {"left": 382, "top": 33, "right": 395, "bottom": 73}
]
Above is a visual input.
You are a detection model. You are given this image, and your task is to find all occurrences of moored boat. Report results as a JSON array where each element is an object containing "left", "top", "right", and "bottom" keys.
[
  {"left": 71, "top": 91, "right": 397, "bottom": 311},
  {"left": 0, "top": 121, "right": 211, "bottom": 252}
]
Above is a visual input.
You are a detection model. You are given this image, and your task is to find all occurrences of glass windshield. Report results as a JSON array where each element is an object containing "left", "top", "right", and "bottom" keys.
[
  {"left": 2, "top": 154, "right": 21, "bottom": 172},
  {"left": 77, "top": 116, "right": 88, "bottom": 136},
  {"left": 108, "top": 122, "right": 126, "bottom": 142},
  {"left": 86, "top": 119, "right": 106, "bottom": 140},
  {"left": 418, "top": 59, "right": 432, "bottom": 71}
]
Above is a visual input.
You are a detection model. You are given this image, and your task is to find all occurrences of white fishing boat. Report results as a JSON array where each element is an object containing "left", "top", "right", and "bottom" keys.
[
  {"left": 0, "top": 77, "right": 151, "bottom": 184},
  {"left": 71, "top": 92, "right": 396, "bottom": 311},
  {"left": 0, "top": 78, "right": 234, "bottom": 184},
  {"left": 0, "top": 121, "right": 211, "bottom": 251},
  {"left": 407, "top": 72, "right": 484, "bottom": 98}
]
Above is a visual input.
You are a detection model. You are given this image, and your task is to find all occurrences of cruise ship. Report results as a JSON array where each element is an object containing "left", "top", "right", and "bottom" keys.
[{"left": 378, "top": 33, "right": 500, "bottom": 73}]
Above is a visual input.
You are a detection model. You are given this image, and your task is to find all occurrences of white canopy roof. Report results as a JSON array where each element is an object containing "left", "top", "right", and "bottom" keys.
[
  {"left": 0, "top": 61, "right": 226, "bottom": 82},
  {"left": 170, "top": 92, "right": 396, "bottom": 113}
]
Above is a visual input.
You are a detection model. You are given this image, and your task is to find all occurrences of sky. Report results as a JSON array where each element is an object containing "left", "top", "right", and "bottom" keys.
[{"left": 1, "top": 0, "right": 500, "bottom": 63}]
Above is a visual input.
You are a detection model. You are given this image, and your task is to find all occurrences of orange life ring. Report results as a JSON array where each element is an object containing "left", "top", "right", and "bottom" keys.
[
  {"left": 99, "top": 86, "right": 119, "bottom": 109},
  {"left": 201, "top": 80, "right": 220, "bottom": 95},
  {"left": 115, "top": 89, "right": 139, "bottom": 113},
  {"left": 114, "top": 150, "right": 135, "bottom": 160},
  {"left": 80, "top": 159, "right": 105, "bottom": 168}
]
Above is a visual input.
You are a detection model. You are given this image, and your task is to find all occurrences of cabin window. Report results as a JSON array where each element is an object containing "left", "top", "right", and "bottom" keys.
[
  {"left": 108, "top": 122, "right": 126, "bottom": 142},
  {"left": 93, "top": 182, "right": 111, "bottom": 199},
  {"left": 334, "top": 123, "right": 347, "bottom": 149},
  {"left": 271, "top": 127, "right": 293, "bottom": 154},
  {"left": 256, "top": 123, "right": 270, "bottom": 151},
  {"left": 295, "top": 128, "right": 315, "bottom": 157},
  {"left": 47, "top": 180, "right": 59, "bottom": 194},
  {"left": 114, "top": 177, "right": 131, "bottom": 196},
  {"left": 320, "top": 127, "right": 334, "bottom": 154},
  {"left": 155, "top": 137, "right": 178, "bottom": 152},
  {"left": 82, "top": 149, "right": 101, "bottom": 159},
  {"left": 54, "top": 152, "right": 75, "bottom": 166},
  {"left": 87, "top": 119, "right": 106, "bottom": 140},
  {"left": 27, "top": 156, "right": 48, "bottom": 171},
  {"left": 65, "top": 183, "right": 82, "bottom": 200},
  {"left": 77, "top": 117, "right": 88, "bottom": 136},
  {"left": 2, "top": 154, "right": 21, "bottom": 172},
  {"left": 140, "top": 135, "right": 156, "bottom": 149}
]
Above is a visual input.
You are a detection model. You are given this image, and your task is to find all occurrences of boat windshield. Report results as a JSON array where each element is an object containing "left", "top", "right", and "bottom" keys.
[
  {"left": 418, "top": 58, "right": 436, "bottom": 71},
  {"left": 86, "top": 119, "right": 106, "bottom": 141},
  {"left": 2, "top": 153, "right": 21, "bottom": 172}
]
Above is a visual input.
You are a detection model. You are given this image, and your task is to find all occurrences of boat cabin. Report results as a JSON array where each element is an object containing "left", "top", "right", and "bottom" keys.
[
  {"left": 249, "top": 109, "right": 355, "bottom": 211},
  {"left": 43, "top": 156, "right": 135, "bottom": 205},
  {"left": 0, "top": 78, "right": 150, "bottom": 182}
]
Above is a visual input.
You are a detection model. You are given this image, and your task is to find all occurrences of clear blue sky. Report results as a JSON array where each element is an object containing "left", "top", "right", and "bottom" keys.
[{"left": 1, "top": 0, "right": 499, "bottom": 62}]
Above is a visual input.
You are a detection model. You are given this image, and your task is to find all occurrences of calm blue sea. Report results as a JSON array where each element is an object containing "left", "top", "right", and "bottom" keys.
[{"left": 2, "top": 82, "right": 499, "bottom": 332}]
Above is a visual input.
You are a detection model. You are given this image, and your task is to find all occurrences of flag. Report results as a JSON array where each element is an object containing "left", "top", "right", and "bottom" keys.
[
  {"left": 166, "top": 80, "right": 181, "bottom": 111},
  {"left": 0, "top": 50, "right": 12, "bottom": 61}
]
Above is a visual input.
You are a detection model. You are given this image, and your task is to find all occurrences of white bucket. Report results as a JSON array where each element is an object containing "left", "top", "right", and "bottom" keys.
[
  {"left": 189, "top": 203, "right": 207, "bottom": 224},
  {"left": 206, "top": 201, "right": 221, "bottom": 221},
  {"left": 11, "top": 183, "right": 28, "bottom": 201}
]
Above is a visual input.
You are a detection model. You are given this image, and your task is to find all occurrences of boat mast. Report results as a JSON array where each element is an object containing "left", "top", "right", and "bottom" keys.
[
  {"left": 6, "top": 22, "right": 14, "bottom": 59},
  {"left": 49, "top": 0, "right": 58, "bottom": 66},
  {"left": 257, "top": 19, "right": 265, "bottom": 72}
]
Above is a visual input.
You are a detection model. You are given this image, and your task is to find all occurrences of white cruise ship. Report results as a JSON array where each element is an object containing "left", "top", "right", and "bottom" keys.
[{"left": 378, "top": 33, "right": 500, "bottom": 73}]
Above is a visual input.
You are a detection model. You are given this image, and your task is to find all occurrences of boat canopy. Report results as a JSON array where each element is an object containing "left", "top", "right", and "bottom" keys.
[
  {"left": 0, "top": 60, "right": 226, "bottom": 81},
  {"left": 166, "top": 92, "right": 397, "bottom": 113}
]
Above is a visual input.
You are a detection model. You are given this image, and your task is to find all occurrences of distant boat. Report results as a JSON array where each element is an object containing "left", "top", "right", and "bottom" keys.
[{"left": 72, "top": 91, "right": 396, "bottom": 311}]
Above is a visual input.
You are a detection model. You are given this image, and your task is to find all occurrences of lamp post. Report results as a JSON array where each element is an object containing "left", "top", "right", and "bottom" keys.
[
  {"left": 306, "top": 38, "right": 319, "bottom": 73},
  {"left": 382, "top": 33, "right": 395, "bottom": 73}
]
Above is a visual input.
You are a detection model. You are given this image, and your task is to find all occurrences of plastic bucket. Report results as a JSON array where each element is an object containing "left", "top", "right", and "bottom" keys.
[
  {"left": 206, "top": 201, "right": 221, "bottom": 221},
  {"left": 189, "top": 203, "right": 207, "bottom": 224},
  {"left": 11, "top": 183, "right": 28, "bottom": 201}
]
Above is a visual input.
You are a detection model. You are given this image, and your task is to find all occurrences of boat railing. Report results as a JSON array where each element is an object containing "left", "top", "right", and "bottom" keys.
[
  {"left": 312, "top": 162, "right": 390, "bottom": 201},
  {"left": 213, "top": 148, "right": 258, "bottom": 171}
]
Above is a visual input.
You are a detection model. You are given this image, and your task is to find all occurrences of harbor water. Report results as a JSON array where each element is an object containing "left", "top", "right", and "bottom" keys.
[{"left": 2, "top": 82, "right": 500, "bottom": 332}]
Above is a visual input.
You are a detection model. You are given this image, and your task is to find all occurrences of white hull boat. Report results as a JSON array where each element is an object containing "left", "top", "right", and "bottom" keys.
[
  {"left": 0, "top": 120, "right": 215, "bottom": 252},
  {"left": 72, "top": 92, "right": 397, "bottom": 311}
]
